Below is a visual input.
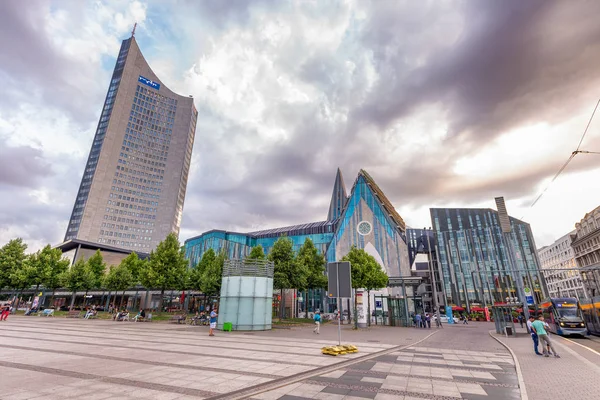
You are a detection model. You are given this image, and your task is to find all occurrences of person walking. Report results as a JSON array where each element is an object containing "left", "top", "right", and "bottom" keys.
[
  {"left": 209, "top": 308, "right": 218, "bottom": 336},
  {"left": 517, "top": 313, "right": 524, "bottom": 328},
  {"left": 526, "top": 315, "right": 542, "bottom": 355},
  {"left": 415, "top": 313, "right": 422, "bottom": 328},
  {"left": 0, "top": 303, "right": 10, "bottom": 321},
  {"left": 531, "top": 315, "right": 560, "bottom": 358},
  {"left": 462, "top": 314, "right": 468, "bottom": 325},
  {"left": 425, "top": 313, "right": 431, "bottom": 328},
  {"left": 313, "top": 311, "right": 321, "bottom": 334}
]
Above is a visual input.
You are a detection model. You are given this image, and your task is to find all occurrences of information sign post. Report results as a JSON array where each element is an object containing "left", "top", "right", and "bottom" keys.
[{"left": 327, "top": 262, "right": 352, "bottom": 345}]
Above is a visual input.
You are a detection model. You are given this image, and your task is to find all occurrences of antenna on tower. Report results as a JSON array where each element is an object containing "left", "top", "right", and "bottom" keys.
[{"left": 131, "top": 22, "right": 137, "bottom": 37}]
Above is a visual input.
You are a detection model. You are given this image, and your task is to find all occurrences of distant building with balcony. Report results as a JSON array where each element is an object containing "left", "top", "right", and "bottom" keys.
[
  {"left": 571, "top": 205, "right": 600, "bottom": 297},
  {"left": 538, "top": 231, "right": 586, "bottom": 300}
]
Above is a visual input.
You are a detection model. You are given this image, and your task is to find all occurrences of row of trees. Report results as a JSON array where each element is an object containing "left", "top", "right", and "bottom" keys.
[{"left": 0, "top": 234, "right": 388, "bottom": 321}]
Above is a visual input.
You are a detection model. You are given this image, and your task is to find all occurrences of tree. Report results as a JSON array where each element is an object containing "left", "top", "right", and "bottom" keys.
[
  {"left": 342, "top": 246, "right": 371, "bottom": 328},
  {"left": 40, "top": 246, "right": 70, "bottom": 307},
  {"left": 87, "top": 250, "right": 107, "bottom": 289},
  {"left": 9, "top": 257, "right": 34, "bottom": 310},
  {"left": 104, "top": 264, "right": 134, "bottom": 309},
  {"left": 268, "top": 237, "right": 307, "bottom": 320},
  {"left": 120, "top": 252, "right": 143, "bottom": 285},
  {"left": 297, "top": 238, "right": 327, "bottom": 318},
  {"left": 363, "top": 258, "right": 389, "bottom": 326},
  {"left": 341, "top": 246, "right": 388, "bottom": 327},
  {"left": 0, "top": 238, "right": 27, "bottom": 291},
  {"left": 61, "top": 258, "right": 95, "bottom": 310},
  {"left": 200, "top": 250, "right": 225, "bottom": 297},
  {"left": 139, "top": 233, "right": 188, "bottom": 312},
  {"left": 247, "top": 245, "right": 266, "bottom": 260}
]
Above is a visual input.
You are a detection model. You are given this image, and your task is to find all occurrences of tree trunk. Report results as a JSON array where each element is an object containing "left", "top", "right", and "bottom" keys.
[
  {"left": 367, "top": 290, "right": 371, "bottom": 327},
  {"left": 305, "top": 289, "right": 309, "bottom": 319},
  {"left": 120, "top": 290, "right": 126, "bottom": 309},
  {"left": 112, "top": 292, "right": 117, "bottom": 310},
  {"left": 354, "top": 289, "right": 358, "bottom": 329},
  {"left": 105, "top": 291, "right": 111, "bottom": 310},
  {"left": 69, "top": 290, "right": 76, "bottom": 310},
  {"left": 50, "top": 289, "right": 56, "bottom": 309},
  {"left": 83, "top": 290, "right": 89, "bottom": 307},
  {"left": 278, "top": 289, "right": 283, "bottom": 321}
]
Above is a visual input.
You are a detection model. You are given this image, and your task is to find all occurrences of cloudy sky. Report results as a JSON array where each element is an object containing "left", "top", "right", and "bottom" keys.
[{"left": 2, "top": 0, "right": 600, "bottom": 253}]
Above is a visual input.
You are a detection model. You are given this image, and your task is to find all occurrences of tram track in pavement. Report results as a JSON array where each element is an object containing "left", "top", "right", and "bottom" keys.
[{"left": 563, "top": 334, "right": 600, "bottom": 355}]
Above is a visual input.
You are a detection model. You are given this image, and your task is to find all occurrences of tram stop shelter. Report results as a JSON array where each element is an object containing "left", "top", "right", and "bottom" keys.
[{"left": 491, "top": 305, "right": 517, "bottom": 336}]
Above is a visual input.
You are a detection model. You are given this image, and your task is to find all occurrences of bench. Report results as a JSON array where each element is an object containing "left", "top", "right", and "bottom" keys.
[
  {"left": 170, "top": 315, "right": 186, "bottom": 324},
  {"left": 67, "top": 310, "right": 81, "bottom": 318},
  {"left": 39, "top": 309, "right": 54, "bottom": 317}
]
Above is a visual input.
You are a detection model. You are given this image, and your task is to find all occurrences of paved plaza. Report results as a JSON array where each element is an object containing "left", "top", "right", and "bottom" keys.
[{"left": 0, "top": 317, "right": 599, "bottom": 399}]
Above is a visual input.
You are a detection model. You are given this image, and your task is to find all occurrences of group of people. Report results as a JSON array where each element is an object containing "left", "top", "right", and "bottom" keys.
[
  {"left": 84, "top": 306, "right": 98, "bottom": 319},
  {"left": 413, "top": 313, "right": 432, "bottom": 328},
  {"left": 527, "top": 314, "right": 560, "bottom": 358}
]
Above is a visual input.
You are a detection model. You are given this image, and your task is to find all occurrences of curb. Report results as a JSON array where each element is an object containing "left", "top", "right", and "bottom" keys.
[
  {"left": 488, "top": 330, "right": 528, "bottom": 400},
  {"left": 211, "top": 330, "right": 439, "bottom": 400}
]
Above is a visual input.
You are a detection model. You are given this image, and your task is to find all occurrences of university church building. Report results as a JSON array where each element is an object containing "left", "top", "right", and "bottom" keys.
[{"left": 184, "top": 169, "right": 413, "bottom": 314}]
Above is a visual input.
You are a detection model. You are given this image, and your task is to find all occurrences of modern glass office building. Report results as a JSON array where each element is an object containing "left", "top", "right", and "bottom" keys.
[
  {"left": 64, "top": 33, "right": 198, "bottom": 251},
  {"left": 185, "top": 169, "right": 410, "bottom": 276},
  {"left": 430, "top": 208, "right": 547, "bottom": 309}
]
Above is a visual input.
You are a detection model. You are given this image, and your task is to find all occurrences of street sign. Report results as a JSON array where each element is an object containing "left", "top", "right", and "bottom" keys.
[
  {"left": 524, "top": 287, "right": 534, "bottom": 305},
  {"left": 327, "top": 262, "right": 352, "bottom": 298}
]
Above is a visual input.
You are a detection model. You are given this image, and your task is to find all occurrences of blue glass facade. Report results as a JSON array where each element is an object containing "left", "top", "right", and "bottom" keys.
[
  {"left": 430, "top": 208, "right": 548, "bottom": 308},
  {"left": 184, "top": 170, "right": 409, "bottom": 281}
]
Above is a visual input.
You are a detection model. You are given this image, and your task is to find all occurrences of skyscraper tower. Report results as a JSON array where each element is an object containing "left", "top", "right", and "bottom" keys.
[{"left": 64, "top": 33, "right": 198, "bottom": 251}]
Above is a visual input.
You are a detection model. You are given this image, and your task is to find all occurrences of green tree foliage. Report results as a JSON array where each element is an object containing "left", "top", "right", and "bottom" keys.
[
  {"left": 104, "top": 264, "right": 134, "bottom": 309},
  {"left": 189, "top": 249, "right": 215, "bottom": 291},
  {"left": 140, "top": 233, "right": 188, "bottom": 312},
  {"left": 341, "top": 246, "right": 389, "bottom": 327},
  {"left": 0, "top": 238, "right": 28, "bottom": 290},
  {"left": 268, "top": 237, "right": 307, "bottom": 320},
  {"left": 200, "top": 250, "right": 225, "bottom": 296},
  {"left": 87, "top": 250, "right": 107, "bottom": 289},
  {"left": 297, "top": 238, "right": 327, "bottom": 318},
  {"left": 247, "top": 245, "right": 266, "bottom": 260},
  {"left": 39, "top": 246, "right": 70, "bottom": 307},
  {"left": 119, "top": 252, "right": 144, "bottom": 285},
  {"left": 61, "top": 258, "right": 95, "bottom": 310}
]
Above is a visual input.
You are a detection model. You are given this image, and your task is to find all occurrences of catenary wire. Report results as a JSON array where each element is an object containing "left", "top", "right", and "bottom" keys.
[{"left": 521, "top": 99, "right": 600, "bottom": 218}]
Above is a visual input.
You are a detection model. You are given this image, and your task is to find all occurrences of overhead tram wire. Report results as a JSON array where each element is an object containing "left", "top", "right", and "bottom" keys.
[{"left": 521, "top": 99, "right": 600, "bottom": 218}]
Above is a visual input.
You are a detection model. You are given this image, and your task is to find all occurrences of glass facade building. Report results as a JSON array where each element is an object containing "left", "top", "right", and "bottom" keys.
[
  {"left": 64, "top": 35, "right": 197, "bottom": 251},
  {"left": 430, "top": 208, "right": 547, "bottom": 308},
  {"left": 184, "top": 169, "right": 410, "bottom": 279}
]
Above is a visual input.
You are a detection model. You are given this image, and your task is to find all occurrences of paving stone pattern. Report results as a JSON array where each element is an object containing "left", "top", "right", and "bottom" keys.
[
  {"left": 252, "top": 346, "right": 520, "bottom": 399},
  {"left": 0, "top": 317, "right": 426, "bottom": 400},
  {"left": 493, "top": 328, "right": 600, "bottom": 400}
]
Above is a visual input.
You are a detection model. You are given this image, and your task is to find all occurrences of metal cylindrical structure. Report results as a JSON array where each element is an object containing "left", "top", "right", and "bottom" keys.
[{"left": 218, "top": 259, "right": 274, "bottom": 331}]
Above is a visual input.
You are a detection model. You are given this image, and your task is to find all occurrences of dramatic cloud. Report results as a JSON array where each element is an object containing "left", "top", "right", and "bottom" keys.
[{"left": 1, "top": 0, "right": 600, "bottom": 252}]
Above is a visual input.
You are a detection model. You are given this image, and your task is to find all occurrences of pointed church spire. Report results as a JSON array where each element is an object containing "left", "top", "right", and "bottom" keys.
[
  {"left": 131, "top": 22, "right": 137, "bottom": 37},
  {"left": 327, "top": 168, "right": 348, "bottom": 221}
]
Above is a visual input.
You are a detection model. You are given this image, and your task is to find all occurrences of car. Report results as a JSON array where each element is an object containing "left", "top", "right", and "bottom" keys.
[{"left": 433, "top": 315, "right": 460, "bottom": 324}]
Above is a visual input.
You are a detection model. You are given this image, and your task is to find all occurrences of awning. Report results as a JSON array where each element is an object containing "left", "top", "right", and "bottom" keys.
[{"left": 451, "top": 306, "right": 465, "bottom": 311}]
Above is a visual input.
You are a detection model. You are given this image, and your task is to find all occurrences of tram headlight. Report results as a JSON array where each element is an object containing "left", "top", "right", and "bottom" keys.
[
  {"left": 559, "top": 322, "right": 565, "bottom": 327},
  {"left": 580, "top": 322, "right": 585, "bottom": 327}
]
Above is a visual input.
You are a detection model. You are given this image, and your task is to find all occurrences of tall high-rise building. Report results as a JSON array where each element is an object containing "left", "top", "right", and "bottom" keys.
[
  {"left": 430, "top": 208, "right": 547, "bottom": 308},
  {"left": 64, "top": 34, "right": 198, "bottom": 251},
  {"left": 538, "top": 231, "right": 586, "bottom": 299}
]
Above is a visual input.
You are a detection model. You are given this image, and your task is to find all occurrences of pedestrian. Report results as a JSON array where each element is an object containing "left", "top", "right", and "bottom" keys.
[
  {"left": 462, "top": 314, "right": 468, "bottom": 325},
  {"left": 425, "top": 313, "right": 431, "bottom": 328},
  {"left": 531, "top": 315, "right": 560, "bottom": 358},
  {"left": 209, "top": 308, "right": 218, "bottom": 336},
  {"left": 0, "top": 303, "right": 10, "bottom": 321},
  {"left": 415, "top": 313, "right": 422, "bottom": 328},
  {"left": 526, "top": 315, "right": 542, "bottom": 355},
  {"left": 435, "top": 312, "right": 442, "bottom": 327},
  {"left": 313, "top": 310, "right": 321, "bottom": 334},
  {"left": 517, "top": 314, "right": 524, "bottom": 328}
]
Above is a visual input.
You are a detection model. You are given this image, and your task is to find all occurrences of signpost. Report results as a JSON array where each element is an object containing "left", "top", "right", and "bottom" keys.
[
  {"left": 524, "top": 287, "right": 534, "bottom": 305},
  {"left": 327, "top": 262, "right": 352, "bottom": 345}
]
